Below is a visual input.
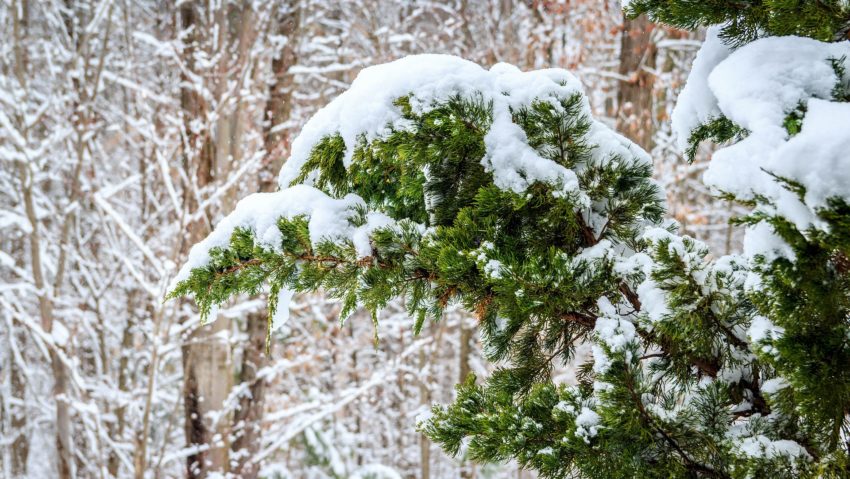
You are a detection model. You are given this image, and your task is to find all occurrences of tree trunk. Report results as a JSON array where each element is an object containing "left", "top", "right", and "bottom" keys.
[
  {"left": 51, "top": 351, "right": 73, "bottom": 479},
  {"left": 229, "top": 5, "right": 301, "bottom": 477},
  {"left": 5, "top": 327, "right": 28, "bottom": 476},
  {"left": 182, "top": 319, "right": 232, "bottom": 479},
  {"left": 18, "top": 161, "right": 73, "bottom": 479},
  {"left": 458, "top": 317, "right": 473, "bottom": 478},
  {"left": 179, "top": 3, "right": 232, "bottom": 477},
  {"left": 259, "top": 1, "right": 302, "bottom": 193},
  {"left": 419, "top": 348, "right": 431, "bottom": 479},
  {"left": 13, "top": 1, "right": 74, "bottom": 476},
  {"left": 230, "top": 311, "right": 267, "bottom": 479},
  {"left": 109, "top": 300, "right": 135, "bottom": 477},
  {"left": 7, "top": 4, "right": 30, "bottom": 474},
  {"left": 615, "top": 13, "right": 657, "bottom": 151}
]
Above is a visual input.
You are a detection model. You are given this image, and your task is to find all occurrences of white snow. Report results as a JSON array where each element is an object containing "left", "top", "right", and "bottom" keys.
[
  {"left": 574, "top": 407, "right": 601, "bottom": 443},
  {"left": 770, "top": 99, "right": 850, "bottom": 212},
  {"left": 636, "top": 276, "right": 669, "bottom": 323},
  {"left": 708, "top": 254, "right": 747, "bottom": 297},
  {"left": 173, "top": 185, "right": 395, "bottom": 288},
  {"left": 748, "top": 316, "right": 785, "bottom": 357},
  {"left": 761, "top": 377, "right": 789, "bottom": 395},
  {"left": 591, "top": 344, "right": 612, "bottom": 374},
  {"left": 613, "top": 243, "right": 671, "bottom": 325},
  {"left": 676, "top": 35, "right": 850, "bottom": 240},
  {"left": 352, "top": 212, "right": 395, "bottom": 258},
  {"left": 614, "top": 251, "right": 652, "bottom": 277},
  {"left": 350, "top": 464, "right": 402, "bottom": 479},
  {"left": 671, "top": 26, "right": 731, "bottom": 151},
  {"left": 270, "top": 288, "right": 296, "bottom": 331},
  {"left": 592, "top": 297, "right": 636, "bottom": 374},
  {"left": 554, "top": 400, "right": 576, "bottom": 415},
  {"left": 573, "top": 239, "right": 613, "bottom": 265},
  {"left": 743, "top": 223, "right": 795, "bottom": 262},
  {"left": 737, "top": 435, "right": 811, "bottom": 461},
  {"left": 537, "top": 446, "right": 555, "bottom": 456},
  {"left": 277, "top": 54, "right": 642, "bottom": 200},
  {"left": 708, "top": 37, "right": 845, "bottom": 136},
  {"left": 471, "top": 241, "right": 507, "bottom": 279},
  {"left": 748, "top": 316, "right": 782, "bottom": 341},
  {"left": 483, "top": 259, "right": 504, "bottom": 279},
  {"left": 593, "top": 297, "right": 636, "bottom": 353},
  {"left": 0, "top": 250, "right": 14, "bottom": 269},
  {"left": 52, "top": 321, "right": 70, "bottom": 346},
  {"left": 0, "top": 209, "right": 33, "bottom": 233}
]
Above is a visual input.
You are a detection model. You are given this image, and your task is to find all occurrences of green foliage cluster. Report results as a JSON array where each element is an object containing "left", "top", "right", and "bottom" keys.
[
  {"left": 170, "top": 87, "right": 666, "bottom": 382},
  {"left": 740, "top": 196, "right": 850, "bottom": 462},
  {"left": 683, "top": 117, "right": 745, "bottom": 163},
  {"left": 626, "top": 0, "right": 850, "bottom": 46},
  {"left": 620, "top": 2, "right": 850, "bottom": 477}
]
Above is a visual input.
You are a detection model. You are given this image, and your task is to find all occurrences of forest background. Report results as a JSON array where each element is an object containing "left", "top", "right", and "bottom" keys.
[{"left": 0, "top": 1, "right": 735, "bottom": 477}]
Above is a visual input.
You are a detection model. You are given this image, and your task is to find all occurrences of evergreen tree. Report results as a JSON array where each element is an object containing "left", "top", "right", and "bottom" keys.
[{"left": 170, "top": 1, "right": 850, "bottom": 473}]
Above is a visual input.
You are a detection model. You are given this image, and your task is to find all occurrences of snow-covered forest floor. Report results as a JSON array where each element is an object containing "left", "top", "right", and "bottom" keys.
[{"left": 0, "top": 2, "right": 740, "bottom": 478}]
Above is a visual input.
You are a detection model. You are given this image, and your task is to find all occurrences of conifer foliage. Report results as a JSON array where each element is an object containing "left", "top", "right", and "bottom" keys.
[
  {"left": 171, "top": 3, "right": 850, "bottom": 476},
  {"left": 626, "top": 0, "right": 850, "bottom": 45}
]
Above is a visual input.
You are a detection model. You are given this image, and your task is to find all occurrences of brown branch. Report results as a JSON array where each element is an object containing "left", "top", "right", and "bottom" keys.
[
  {"left": 561, "top": 311, "right": 596, "bottom": 329},
  {"left": 624, "top": 372, "right": 728, "bottom": 478},
  {"left": 564, "top": 210, "right": 726, "bottom": 379},
  {"left": 215, "top": 258, "right": 262, "bottom": 278},
  {"left": 575, "top": 211, "right": 598, "bottom": 245}
]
